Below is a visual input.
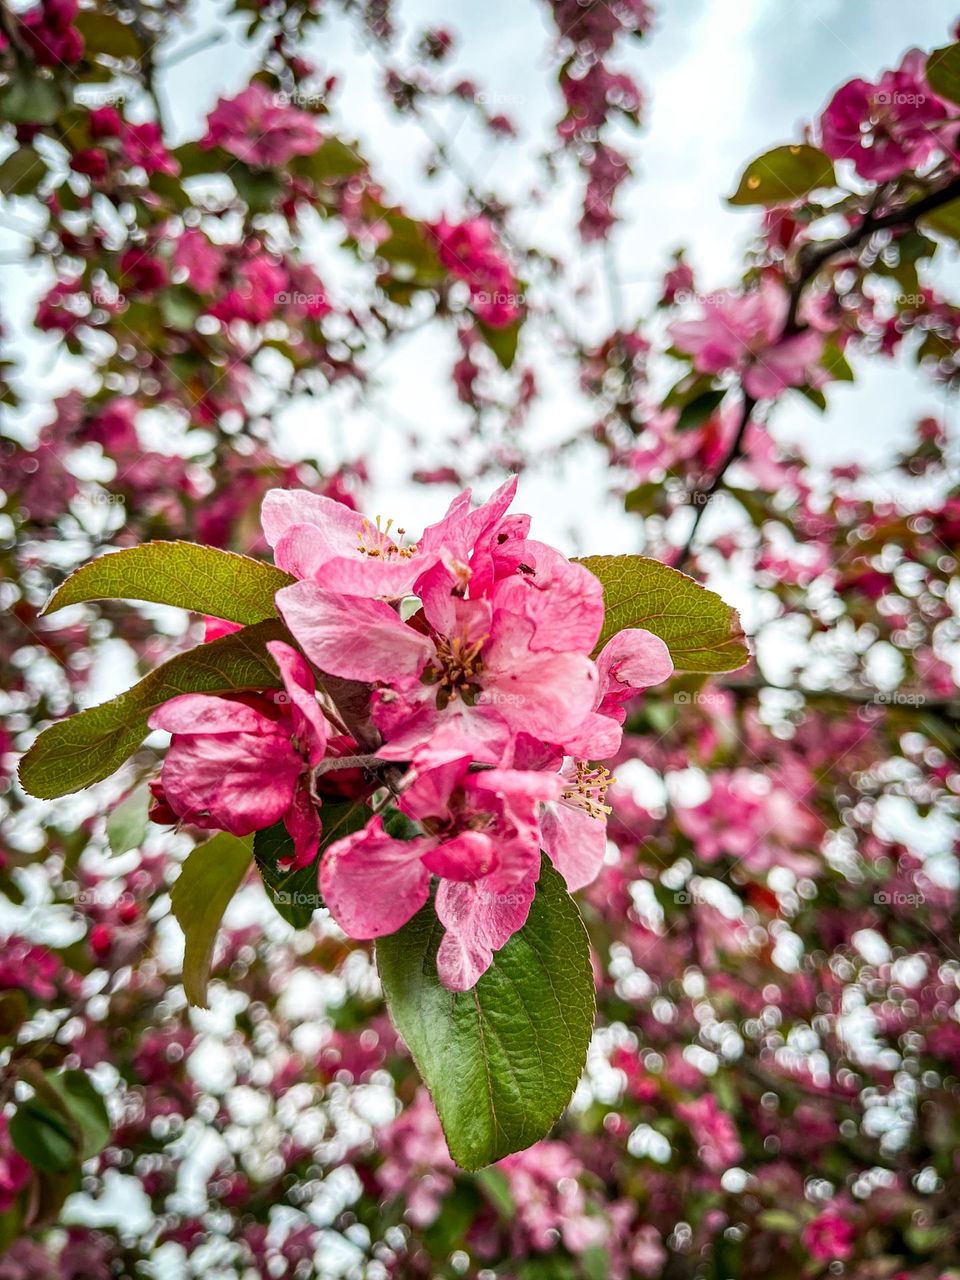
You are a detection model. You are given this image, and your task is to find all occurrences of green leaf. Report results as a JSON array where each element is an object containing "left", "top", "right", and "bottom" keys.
[
  {"left": 75, "top": 11, "right": 142, "bottom": 59},
  {"left": 10, "top": 1099, "right": 77, "bottom": 1174},
  {"left": 18, "top": 619, "right": 288, "bottom": 800},
  {"left": 254, "top": 801, "right": 372, "bottom": 927},
  {"left": 921, "top": 197, "right": 960, "bottom": 242},
  {"left": 0, "top": 148, "right": 44, "bottom": 197},
  {"left": 0, "top": 991, "right": 28, "bottom": 1047},
  {"left": 43, "top": 541, "right": 293, "bottom": 624},
  {"left": 171, "top": 833, "right": 253, "bottom": 1007},
  {"left": 926, "top": 43, "right": 960, "bottom": 106},
  {"left": 292, "top": 137, "right": 366, "bottom": 184},
  {"left": 0, "top": 73, "right": 64, "bottom": 125},
  {"left": 821, "top": 341, "right": 854, "bottom": 382},
  {"left": 676, "top": 387, "right": 725, "bottom": 431},
  {"left": 477, "top": 316, "right": 521, "bottom": 370},
  {"left": 106, "top": 782, "right": 150, "bottom": 856},
  {"left": 728, "top": 145, "right": 835, "bottom": 206},
  {"left": 45, "top": 1070, "right": 110, "bottom": 1159},
  {"left": 576, "top": 555, "right": 750, "bottom": 673},
  {"left": 376, "top": 857, "right": 595, "bottom": 1170},
  {"left": 474, "top": 1166, "right": 515, "bottom": 1217}
]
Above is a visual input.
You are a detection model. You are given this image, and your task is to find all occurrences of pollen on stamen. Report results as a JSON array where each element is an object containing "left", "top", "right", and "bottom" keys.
[
  {"left": 562, "top": 761, "right": 616, "bottom": 821},
  {"left": 355, "top": 514, "right": 420, "bottom": 560}
]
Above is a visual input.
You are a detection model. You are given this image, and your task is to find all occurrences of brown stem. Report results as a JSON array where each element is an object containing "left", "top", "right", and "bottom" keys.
[{"left": 674, "top": 392, "right": 756, "bottom": 571}]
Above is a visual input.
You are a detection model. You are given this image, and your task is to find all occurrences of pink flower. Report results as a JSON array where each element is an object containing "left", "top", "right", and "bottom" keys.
[
  {"left": 319, "top": 758, "right": 560, "bottom": 988},
  {"left": 803, "top": 1208, "right": 856, "bottom": 1261},
  {"left": 122, "top": 121, "right": 179, "bottom": 177},
  {"left": 173, "top": 229, "right": 225, "bottom": 294},
  {"left": 819, "top": 50, "right": 949, "bottom": 182},
  {"left": 209, "top": 257, "right": 287, "bottom": 325},
  {"left": 201, "top": 82, "right": 321, "bottom": 167},
  {"left": 148, "top": 641, "right": 328, "bottom": 867},
  {"left": 261, "top": 475, "right": 519, "bottom": 599},
  {"left": 431, "top": 216, "right": 523, "bottom": 328},
  {"left": 564, "top": 626, "right": 674, "bottom": 758},
  {"left": 676, "top": 1094, "right": 742, "bottom": 1174},
  {"left": 277, "top": 569, "right": 600, "bottom": 767},
  {"left": 498, "top": 1142, "right": 605, "bottom": 1254},
  {"left": 376, "top": 1090, "right": 455, "bottom": 1227},
  {"left": 669, "top": 278, "right": 824, "bottom": 400},
  {"left": 0, "top": 1117, "right": 30, "bottom": 1212}
]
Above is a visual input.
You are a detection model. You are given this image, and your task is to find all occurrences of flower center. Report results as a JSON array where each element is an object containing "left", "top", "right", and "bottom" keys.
[
  {"left": 562, "top": 761, "right": 616, "bottom": 820},
  {"left": 356, "top": 515, "right": 419, "bottom": 559},
  {"left": 423, "top": 633, "right": 486, "bottom": 710}
]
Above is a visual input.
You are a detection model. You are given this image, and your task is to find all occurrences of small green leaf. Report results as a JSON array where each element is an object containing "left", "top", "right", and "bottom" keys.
[
  {"left": 45, "top": 1070, "right": 110, "bottom": 1159},
  {"left": 0, "top": 991, "right": 28, "bottom": 1047},
  {"left": 474, "top": 1166, "right": 515, "bottom": 1217},
  {"left": 255, "top": 802, "right": 374, "bottom": 927},
  {"left": 171, "top": 833, "right": 253, "bottom": 1007},
  {"left": 0, "top": 74, "right": 64, "bottom": 125},
  {"left": 106, "top": 782, "right": 150, "bottom": 856},
  {"left": 18, "top": 619, "right": 288, "bottom": 800},
  {"left": 926, "top": 43, "right": 960, "bottom": 106},
  {"left": 75, "top": 11, "right": 142, "bottom": 59},
  {"left": 729, "top": 145, "right": 835, "bottom": 206},
  {"left": 43, "top": 541, "right": 293, "bottom": 624},
  {"left": 0, "top": 148, "right": 44, "bottom": 196},
  {"left": 821, "top": 341, "right": 854, "bottom": 382},
  {"left": 676, "top": 387, "right": 726, "bottom": 431},
  {"left": 921, "top": 197, "right": 960, "bottom": 242},
  {"left": 10, "top": 1099, "right": 77, "bottom": 1174},
  {"left": 576, "top": 555, "right": 750, "bottom": 673},
  {"left": 376, "top": 857, "right": 595, "bottom": 1170},
  {"left": 476, "top": 316, "right": 521, "bottom": 370}
]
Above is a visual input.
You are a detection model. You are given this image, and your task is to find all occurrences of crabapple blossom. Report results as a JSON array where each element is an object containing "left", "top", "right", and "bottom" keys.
[
  {"left": 669, "top": 278, "right": 824, "bottom": 399},
  {"left": 200, "top": 82, "right": 322, "bottom": 166},
  {"left": 819, "top": 49, "right": 950, "bottom": 182},
  {"left": 148, "top": 641, "right": 328, "bottom": 867}
]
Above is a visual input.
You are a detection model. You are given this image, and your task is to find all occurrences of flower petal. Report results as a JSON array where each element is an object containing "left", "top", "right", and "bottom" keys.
[
  {"left": 319, "top": 819, "right": 431, "bottom": 939},
  {"left": 276, "top": 582, "right": 433, "bottom": 684}
]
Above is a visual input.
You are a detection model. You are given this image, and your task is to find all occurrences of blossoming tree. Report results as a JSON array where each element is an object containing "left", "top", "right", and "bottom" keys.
[{"left": 1, "top": 2, "right": 960, "bottom": 1276}]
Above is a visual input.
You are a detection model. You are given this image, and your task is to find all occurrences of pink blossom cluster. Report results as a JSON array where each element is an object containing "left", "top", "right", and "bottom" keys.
[
  {"left": 200, "top": 82, "right": 322, "bottom": 168},
  {"left": 430, "top": 217, "right": 523, "bottom": 329},
  {"left": 71, "top": 108, "right": 179, "bottom": 184},
  {"left": 149, "top": 479, "right": 674, "bottom": 989},
  {"left": 669, "top": 277, "right": 825, "bottom": 400},
  {"left": 674, "top": 768, "right": 823, "bottom": 876},
  {"left": 819, "top": 48, "right": 952, "bottom": 182},
  {"left": 19, "top": 0, "right": 84, "bottom": 66}
]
